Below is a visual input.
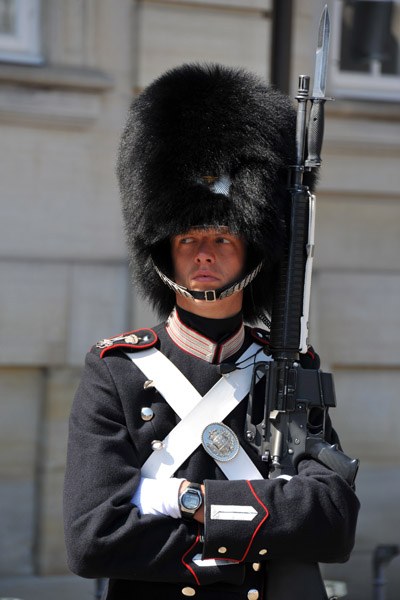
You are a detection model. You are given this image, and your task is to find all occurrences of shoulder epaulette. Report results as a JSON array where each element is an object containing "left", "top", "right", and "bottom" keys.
[
  {"left": 250, "top": 327, "right": 270, "bottom": 347},
  {"left": 91, "top": 329, "right": 157, "bottom": 358}
]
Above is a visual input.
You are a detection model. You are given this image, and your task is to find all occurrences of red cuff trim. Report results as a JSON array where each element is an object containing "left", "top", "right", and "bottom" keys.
[
  {"left": 240, "top": 480, "right": 269, "bottom": 561},
  {"left": 181, "top": 525, "right": 201, "bottom": 586},
  {"left": 207, "top": 481, "right": 269, "bottom": 564}
]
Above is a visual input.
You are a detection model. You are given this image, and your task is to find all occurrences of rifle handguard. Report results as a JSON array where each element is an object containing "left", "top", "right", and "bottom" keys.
[{"left": 270, "top": 188, "right": 309, "bottom": 354}]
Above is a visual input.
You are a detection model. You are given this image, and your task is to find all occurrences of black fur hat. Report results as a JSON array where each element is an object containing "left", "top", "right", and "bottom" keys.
[{"left": 117, "top": 63, "right": 301, "bottom": 323}]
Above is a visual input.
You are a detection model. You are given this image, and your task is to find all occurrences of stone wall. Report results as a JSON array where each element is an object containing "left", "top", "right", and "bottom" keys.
[{"left": 0, "top": 0, "right": 133, "bottom": 577}]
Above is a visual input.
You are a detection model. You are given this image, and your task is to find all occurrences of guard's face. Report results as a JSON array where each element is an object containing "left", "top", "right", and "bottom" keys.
[{"left": 171, "top": 228, "right": 246, "bottom": 293}]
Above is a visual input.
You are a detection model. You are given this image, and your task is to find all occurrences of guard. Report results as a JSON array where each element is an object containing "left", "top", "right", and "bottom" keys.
[{"left": 64, "top": 63, "right": 359, "bottom": 600}]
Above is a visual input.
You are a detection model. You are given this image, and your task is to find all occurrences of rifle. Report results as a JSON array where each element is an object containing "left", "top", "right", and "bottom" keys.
[{"left": 245, "top": 6, "right": 359, "bottom": 487}]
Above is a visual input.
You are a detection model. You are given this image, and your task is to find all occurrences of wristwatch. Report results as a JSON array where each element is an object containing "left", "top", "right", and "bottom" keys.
[{"left": 179, "top": 482, "right": 203, "bottom": 520}]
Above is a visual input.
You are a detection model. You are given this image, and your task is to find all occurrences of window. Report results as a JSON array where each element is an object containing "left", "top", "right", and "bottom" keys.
[
  {"left": 330, "top": 0, "right": 400, "bottom": 100},
  {"left": 0, "top": 0, "right": 41, "bottom": 64}
]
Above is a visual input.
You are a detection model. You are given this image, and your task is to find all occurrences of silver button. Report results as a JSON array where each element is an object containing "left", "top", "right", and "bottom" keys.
[
  {"left": 252, "top": 562, "right": 261, "bottom": 572},
  {"left": 247, "top": 590, "right": 259, "bottom": 600},
  {"left": 151, "top": 440, "right": 164, "bottom": 451},
  {"left": 259, "top": 548, "right": 268, "bottom": 556},
  {"left": 141, "top": 407, "right": 154, "bottom": 421},
  {"left": 143, "top": 379, "right": 155, "bottom": 390},
  {"left": 182, "top": 587, "right": 196, "bottom": 596},
  {"left": 218, "top": 546, "right": 227, "bottom": 554}
]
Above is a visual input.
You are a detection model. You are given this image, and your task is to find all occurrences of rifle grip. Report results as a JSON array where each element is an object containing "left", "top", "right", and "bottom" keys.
[{"left": 310, "top": 439, "right": 359, "bottom": 486}]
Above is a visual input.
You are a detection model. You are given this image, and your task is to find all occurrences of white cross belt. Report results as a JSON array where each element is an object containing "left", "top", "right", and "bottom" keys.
[{"left": 126, "top": 343, "right": 271, "bottom": 481}]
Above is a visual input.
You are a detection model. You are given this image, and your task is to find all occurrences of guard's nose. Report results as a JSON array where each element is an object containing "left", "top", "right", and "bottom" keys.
[{"left": 195, "top": 239, "right": 215, "bottom": 264}]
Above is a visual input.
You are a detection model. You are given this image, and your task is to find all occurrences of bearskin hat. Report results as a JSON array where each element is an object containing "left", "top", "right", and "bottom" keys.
[{"left": 117, "top": 63, "right": 309, "bottom": 323}]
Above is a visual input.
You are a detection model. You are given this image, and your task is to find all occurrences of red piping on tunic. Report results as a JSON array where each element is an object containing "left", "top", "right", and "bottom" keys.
[
  {"left": 181, "top": 525, "right": 201, "bottom": 586},
  {"left": 240, "top": 480, "right": 269, "bottom": 561}
]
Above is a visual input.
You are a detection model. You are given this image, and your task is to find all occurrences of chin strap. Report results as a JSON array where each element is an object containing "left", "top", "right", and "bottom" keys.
[{"left": 153, "top": 261, "right": 263, "bottom": 302}]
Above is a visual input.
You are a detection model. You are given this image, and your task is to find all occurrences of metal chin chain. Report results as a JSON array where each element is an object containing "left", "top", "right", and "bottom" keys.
[{"left": 153, "top": 261, "right": 263, "bottom": 302}]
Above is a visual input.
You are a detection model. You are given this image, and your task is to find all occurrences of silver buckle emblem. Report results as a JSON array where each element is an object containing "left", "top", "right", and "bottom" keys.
[{"left": 201, "top": 423, "right": 239, "bottom": 462}]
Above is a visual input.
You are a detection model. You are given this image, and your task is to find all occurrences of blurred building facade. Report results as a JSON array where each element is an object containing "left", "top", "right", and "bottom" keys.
[{"left": 0, "top": 1, "right": 399, "bottom": 598}]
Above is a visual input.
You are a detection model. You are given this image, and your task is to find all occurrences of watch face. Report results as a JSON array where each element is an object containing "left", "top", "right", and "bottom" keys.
[{"left": 182, "top": 490, "right": 201, "bottom": 510}]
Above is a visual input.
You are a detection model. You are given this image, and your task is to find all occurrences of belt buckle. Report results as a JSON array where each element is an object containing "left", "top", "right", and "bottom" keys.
[
  {"left": 201, "top": 423, "right": 239, "bottom": 462},
  {"left": 205, "top": 290, "right": 217, "bottom": 302}
]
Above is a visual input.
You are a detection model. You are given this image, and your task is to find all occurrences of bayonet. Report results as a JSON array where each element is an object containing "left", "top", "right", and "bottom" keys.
[
  {"left": 306, "top": 5, "right": 331, "bottom": 168},
  {"left": 300, "top": 7, "right": 331, "bottom": 350},
  {"left": 312, "top": 5, "right": 330, "bottom": 98}
]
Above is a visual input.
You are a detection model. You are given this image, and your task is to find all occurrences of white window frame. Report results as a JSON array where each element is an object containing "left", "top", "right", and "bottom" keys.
[
  {"left": 0, "top": 0, "right": 42, "bottom": 64},
  {"left": 329, "top": 0, "right": 400, "bottom": 101}
]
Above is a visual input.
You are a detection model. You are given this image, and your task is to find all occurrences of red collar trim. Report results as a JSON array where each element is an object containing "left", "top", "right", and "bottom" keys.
[{"left": 165, "top": 308, "right": 245, "bottom": 364}]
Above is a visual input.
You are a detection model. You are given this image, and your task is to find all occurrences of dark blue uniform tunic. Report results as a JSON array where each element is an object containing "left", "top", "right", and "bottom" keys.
[{"left": 64, "top": 309, "right": 359, "bottom": 600}]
